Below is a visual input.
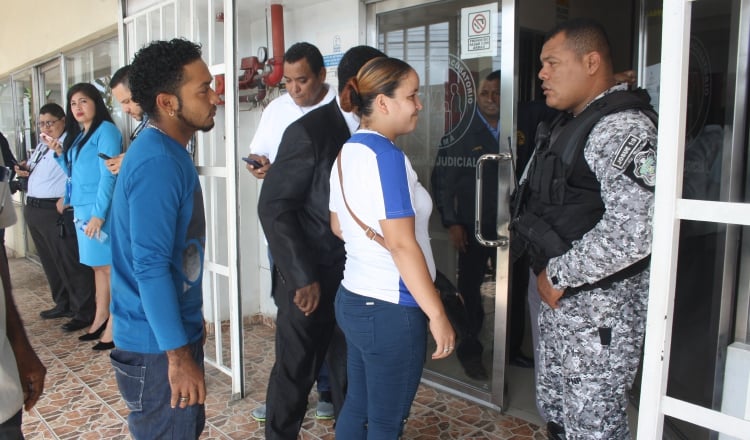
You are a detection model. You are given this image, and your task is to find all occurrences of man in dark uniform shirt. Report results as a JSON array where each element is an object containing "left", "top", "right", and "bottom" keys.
[{"left": 433, "top": 71, "right": 535, "bottom": 379}]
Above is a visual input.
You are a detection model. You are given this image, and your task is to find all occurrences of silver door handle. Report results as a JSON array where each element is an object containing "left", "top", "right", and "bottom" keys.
[{"left": 475, "top": 153, "right": 512, "bottom": 248}]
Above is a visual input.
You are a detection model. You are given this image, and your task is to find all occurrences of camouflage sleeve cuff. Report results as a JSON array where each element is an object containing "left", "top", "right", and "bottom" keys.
[{"left": 546, "top": 262, "right": 567, "bottom": 290}]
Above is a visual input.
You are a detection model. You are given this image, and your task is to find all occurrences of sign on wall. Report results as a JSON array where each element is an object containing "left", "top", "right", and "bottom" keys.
[
  {"left": 461, "top": 3, "right": 498, "bottom": 60},
  {"left": 317, "top": 30, "right": 356, "bottom": 90}
]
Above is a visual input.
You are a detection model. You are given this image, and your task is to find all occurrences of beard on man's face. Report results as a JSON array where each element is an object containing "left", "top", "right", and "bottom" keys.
[{"left": 175, "top": 97, "right": 215, "bottom": 132}]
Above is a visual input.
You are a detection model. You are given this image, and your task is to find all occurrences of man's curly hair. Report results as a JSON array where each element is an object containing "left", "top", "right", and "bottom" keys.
[{"left": 129, "top": 38, "right": 203, "bottom": 120}]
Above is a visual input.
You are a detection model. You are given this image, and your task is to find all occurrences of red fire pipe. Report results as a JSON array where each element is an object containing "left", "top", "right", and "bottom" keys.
[{"left": 262, "top": 4, "right": 285, "bottom": 87}]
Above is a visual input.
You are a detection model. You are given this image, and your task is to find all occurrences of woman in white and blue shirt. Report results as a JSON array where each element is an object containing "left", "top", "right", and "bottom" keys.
[{"left": 329, "top": 57, "right": 455, "bottom": 439}]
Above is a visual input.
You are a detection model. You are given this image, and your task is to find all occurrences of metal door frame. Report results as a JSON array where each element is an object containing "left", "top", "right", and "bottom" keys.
[{"left": 119, "top": 0, "right": 245, "bottom": 400}]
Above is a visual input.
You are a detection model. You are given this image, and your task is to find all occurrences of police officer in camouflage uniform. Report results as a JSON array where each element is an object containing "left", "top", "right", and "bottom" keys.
[{"left": 512, "top": 19, "right": 657, "bottom": 439}]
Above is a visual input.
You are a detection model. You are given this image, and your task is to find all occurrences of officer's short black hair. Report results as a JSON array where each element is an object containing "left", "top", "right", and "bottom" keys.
[
  {"left": 336, "top": 46, "right": 386, "bottom": 94},
  {"left": 284, "top": 42, "right": 325, "bottom": 76},
  {"left": 129, "top": 38, "right": 203, "bottom": 120},
  {"left": 547, "top": 18, "right": 612, "bottom": 66}
]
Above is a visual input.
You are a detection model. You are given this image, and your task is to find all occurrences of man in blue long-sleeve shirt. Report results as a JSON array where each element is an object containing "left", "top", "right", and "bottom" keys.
[{"left": 109, "top": 38, "right": 221, "bottom": 440}]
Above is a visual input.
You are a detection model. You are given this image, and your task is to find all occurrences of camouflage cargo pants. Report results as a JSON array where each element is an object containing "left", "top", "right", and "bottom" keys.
[{"left": 537, "top": 270, "right": 649, "bottom": 440}]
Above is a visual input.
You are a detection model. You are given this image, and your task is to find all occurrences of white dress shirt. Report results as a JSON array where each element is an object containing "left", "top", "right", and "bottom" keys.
[{"left": 27, "top": 132, "right": 68, "bottom": 199}]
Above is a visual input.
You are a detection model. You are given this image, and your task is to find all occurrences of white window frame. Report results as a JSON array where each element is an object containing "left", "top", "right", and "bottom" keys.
[{"left": 637, "top": 0, "right": 750, "bottom": 437}]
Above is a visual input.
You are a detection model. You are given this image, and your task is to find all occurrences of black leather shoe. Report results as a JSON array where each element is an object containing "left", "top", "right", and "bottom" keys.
[
  {"left": 40, "top": 308, "right": 74, "bottom": 319},
  {"left": 509, "top": 354, "right": 535, "bottom": 369},
  {"left": 460, "top": 356, "right": 489, "bottom": 380},
  {"left": 92, "top": 341, "right": 115, "bottom": 351},
  {"left": 61, "top": 319, "right": 91, "bottom": 332}
]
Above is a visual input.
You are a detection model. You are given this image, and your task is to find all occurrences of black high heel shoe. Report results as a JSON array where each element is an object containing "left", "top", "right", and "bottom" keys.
[
  {"left": 79, "top": 318, "right": 108, "bottom": 341},
  {"left": 92, "top": 341, "right": 115, "bottom": 351}
]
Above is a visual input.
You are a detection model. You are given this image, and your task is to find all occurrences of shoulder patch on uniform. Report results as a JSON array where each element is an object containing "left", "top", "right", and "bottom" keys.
[
  {"left": 626, "top": 147, "right": 657, "bottom": 188},
  {"left": 611, "top": 134, "right": 644, "bottom": 170}
]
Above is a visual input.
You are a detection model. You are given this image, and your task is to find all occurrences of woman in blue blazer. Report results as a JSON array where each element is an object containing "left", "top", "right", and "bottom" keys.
[{"left": 52, "top": 83, "right": 122, "bottom": 350}]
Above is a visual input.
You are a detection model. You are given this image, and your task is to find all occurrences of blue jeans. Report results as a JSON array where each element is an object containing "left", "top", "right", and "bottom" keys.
[
  {"left": 334, "top": 285, "right": 426, "bottom": 440},
  {"left": 317, "top": 360, "right": 331, "bottom": 394},
  {"left": 110, "top": 339, "right": 206, "bottom": 440},
  {"left": 0, "top": 410, "right": 23, "bottom": 440}
]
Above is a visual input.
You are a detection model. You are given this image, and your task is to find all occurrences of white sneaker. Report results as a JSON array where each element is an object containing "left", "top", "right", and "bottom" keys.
[
  {"left": 315, "top": 400, "right": 334, "bottom": 420},
  {"left": 251, "top": 404, "right": 266, "bottom": 422}
]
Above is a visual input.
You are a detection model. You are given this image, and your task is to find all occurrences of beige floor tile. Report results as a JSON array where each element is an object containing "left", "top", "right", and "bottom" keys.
[{"left": 9, "top": 257, "right": 544, "bottom": 439}]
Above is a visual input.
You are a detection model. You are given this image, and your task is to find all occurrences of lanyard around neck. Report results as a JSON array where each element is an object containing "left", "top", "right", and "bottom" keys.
[
  {"left": 64, "top": 131, "right": 86, "bottom": 178},
  {"left": 28, "top": 143, "right": 49, "bottom": 172}
]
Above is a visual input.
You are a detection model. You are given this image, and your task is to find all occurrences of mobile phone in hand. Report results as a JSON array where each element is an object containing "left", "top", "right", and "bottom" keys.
[
  {"left": 98, "top": 152, "right": 112, "bottom": 160},
  {"left": 40, "top": 132, "right": 54, "bottom": 144},
  {"left": 242, "top": 156, "right": 264, "bottom": 168}
]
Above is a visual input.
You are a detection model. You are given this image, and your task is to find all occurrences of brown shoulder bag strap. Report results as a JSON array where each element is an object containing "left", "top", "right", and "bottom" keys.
[{"left": 336, "top": 150, "right": 388, "bottom": 250}]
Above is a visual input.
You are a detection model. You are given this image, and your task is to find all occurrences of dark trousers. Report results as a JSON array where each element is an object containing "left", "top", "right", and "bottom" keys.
[
  {"left": 326, "top": 324, "right": 348, "bottom": 417},
  {"left": 0, "top": 229, "right": 6, "bottom": 259},
  {"left": 509, "top": 254, "right": 530, "bottom": 358},
  {"left": 458, "top": 226, "right": 528, "bottom": 360},
  {"left": 457, "top": 227, "right": 495, "bottom": 342},
  {"left": 0, "top": 410, "right": 23, "bottom": 440},
  {"left": 24, "top": 204, "right": 95, "bottom": 322},
  {"left": 265, "top": 261, "right": 345, "bottom": 440}
]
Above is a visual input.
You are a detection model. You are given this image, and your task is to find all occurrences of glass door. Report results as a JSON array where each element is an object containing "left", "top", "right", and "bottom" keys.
[
  {"left": 11, "top": 72, "right": 34, "bottom": 162},
  {"left": 369, "top": 0, "right": 648, "bottom": 421},
  {"left": 368, "top": 0, "right": 513, "bottom": 409},
  {"left": 639, "top": 0, "right": 750, "bottom": 438},
  {"left": 38, "top": 60, "right": 64, "bottom": 108},
  {"left": 18, "top": 60, "right": 65, "bottom": 259},
  {"left": 10, "top": 71, "right": 35, "bottom": 257}
]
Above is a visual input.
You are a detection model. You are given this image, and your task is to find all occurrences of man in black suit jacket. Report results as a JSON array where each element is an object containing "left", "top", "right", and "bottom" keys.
[{"left": 257, "top": 45, "right": 385, "bottom": 440}]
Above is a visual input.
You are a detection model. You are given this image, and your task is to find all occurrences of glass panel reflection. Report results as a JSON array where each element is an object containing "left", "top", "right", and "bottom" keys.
[
  {"left": 680, "top": 0, "right": 733, "bottom": 203},
  {"left": 378, "top": 0, "right": 502, "bottom": 393},
  {"left": 660, "top": 1, "right": 741, "bottom": 439},
  {"left": 39, "top": 63, "right": 63, "bottom": 107}
]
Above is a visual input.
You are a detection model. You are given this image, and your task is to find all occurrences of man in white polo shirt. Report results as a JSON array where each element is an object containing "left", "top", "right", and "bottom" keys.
[
  {"left": 245, "top": 41, "right": 336, "bottom": 423},
  {"left": 245, "top": 42, "right": 335, "bottom": 178}
]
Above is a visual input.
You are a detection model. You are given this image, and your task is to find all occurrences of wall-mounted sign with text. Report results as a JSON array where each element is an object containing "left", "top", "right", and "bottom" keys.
[{"left": 461, "top": 3, "right": 498, "bottom": 60}]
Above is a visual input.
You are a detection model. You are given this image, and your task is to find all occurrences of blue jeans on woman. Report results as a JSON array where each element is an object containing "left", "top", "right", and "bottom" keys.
[
  {"left": 334, "top": 285, "right": 427, "bottom": 439},
  {"left": 110, "top": 339, "right": 206, "bottom": 439}
]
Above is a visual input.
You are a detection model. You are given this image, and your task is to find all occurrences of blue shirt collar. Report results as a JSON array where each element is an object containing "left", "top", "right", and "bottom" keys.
[{"left": 477, "top": 111, "right": 499, "bottom": 140}]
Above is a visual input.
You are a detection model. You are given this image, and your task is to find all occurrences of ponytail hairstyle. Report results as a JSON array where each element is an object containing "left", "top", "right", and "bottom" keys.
[{"left": 339, "top": 57, "right": 414, "bottom": 118}]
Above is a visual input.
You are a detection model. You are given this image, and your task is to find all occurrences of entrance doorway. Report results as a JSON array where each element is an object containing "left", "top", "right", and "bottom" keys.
[
  {"left": 369, "top": 0, "right": 750, "bottom": 436},
  {"left": 367, "top": 0, "right": 641, "bottom": 424},
  {"left": 370, "top": 0, "right": 511, "bottom": 411}
]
